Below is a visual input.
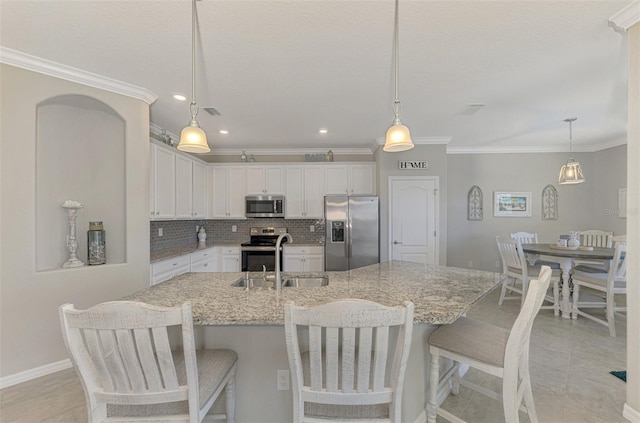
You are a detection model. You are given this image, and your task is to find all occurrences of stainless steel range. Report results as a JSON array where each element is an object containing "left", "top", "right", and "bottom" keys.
[{"left": 241, "top": 227, "right": 289, "bottom": 271}]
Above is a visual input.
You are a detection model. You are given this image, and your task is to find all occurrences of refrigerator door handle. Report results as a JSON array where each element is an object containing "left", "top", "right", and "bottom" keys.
[{"left": 347, "top": 209, "right": 352, "bottom": 259}]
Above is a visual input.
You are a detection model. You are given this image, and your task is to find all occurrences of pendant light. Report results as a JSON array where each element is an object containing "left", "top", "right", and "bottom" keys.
[
  {"left": 558, "top": 117, "right": 585, "bottom": 185},
  {"left": 383, "top": 0, "right": 414, "bottom": 152},
  {"left": 177, "top": 0, "right": 210, "bottom": 154}
]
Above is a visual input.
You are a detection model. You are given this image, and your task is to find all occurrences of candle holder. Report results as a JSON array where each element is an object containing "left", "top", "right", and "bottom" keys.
[{"left": 62, "top": 200, "right": 85, "bottom": 268}]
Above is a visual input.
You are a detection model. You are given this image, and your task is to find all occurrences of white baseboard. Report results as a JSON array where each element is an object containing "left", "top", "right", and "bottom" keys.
[
  {"left": 624, "top": 403, "right": 640, "bottom": 423},
  {"left": 0, "top": 359, "right": 72, "bottom": 389}
]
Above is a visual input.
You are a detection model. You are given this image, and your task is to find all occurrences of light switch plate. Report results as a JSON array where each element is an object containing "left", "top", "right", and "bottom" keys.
[
  {"left": 277, "top": 370, "right": 290, "bottom": 390},
  {"left": 310, "top": 225, "right": 315, "bottom": 232},
  {"left": 232, "top": 225, "right": 237, "bottom": 232},
  {"left": 158, "top": 228, "right": 163, "bottom": 237}
]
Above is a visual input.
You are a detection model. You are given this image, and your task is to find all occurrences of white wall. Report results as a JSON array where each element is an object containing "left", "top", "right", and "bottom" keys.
[
  {"left": 446, "top": 147, "right": 627, "bottom": 272},
  {"left": 0, "top": 64, "right": 150, "bottom": 378}
]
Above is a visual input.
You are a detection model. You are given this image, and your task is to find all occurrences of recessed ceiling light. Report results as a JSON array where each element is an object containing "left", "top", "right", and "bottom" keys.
[
  {"left": 318, "top": 129, "right": 328, "bottom": 134},
  {"left": 219, "top": 130, "right": 229, "bottom": 135},
  {"left": 173, "top": 94, "right": 187, "bottom": 101}
]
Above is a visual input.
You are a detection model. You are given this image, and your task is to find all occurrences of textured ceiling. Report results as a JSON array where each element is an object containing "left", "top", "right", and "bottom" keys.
[{"left": 0, "top": 0, "right": 632, "bottom": 154}]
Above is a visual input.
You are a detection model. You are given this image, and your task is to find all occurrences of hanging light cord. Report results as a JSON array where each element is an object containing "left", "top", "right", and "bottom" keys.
[
  {"left": 392, "top": 0, "right": 401, "bottom": 121},
  {"left": 190, "top": 0, "right": 198, "bottom": 120}
]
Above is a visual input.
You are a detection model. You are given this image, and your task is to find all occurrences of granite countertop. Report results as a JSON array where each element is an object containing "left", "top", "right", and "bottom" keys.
[
  {"left": 151, "top": 242, "right": 239, "bottom": 263},
  {"left": 125, "top": 261, "right": 502, "bottom": 326}
]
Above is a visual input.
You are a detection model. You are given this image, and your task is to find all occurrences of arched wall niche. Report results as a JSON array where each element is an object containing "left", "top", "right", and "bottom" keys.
[{"left": 36, "top": 94, "right": 126, "bottom": 271}]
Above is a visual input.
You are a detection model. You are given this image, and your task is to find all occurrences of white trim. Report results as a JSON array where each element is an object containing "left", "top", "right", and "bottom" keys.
[
  {"left": 609, "top": 1, "right": 640, "bottom": 32},
  {"left": 447, "top": 138, "right": 627, "bottom": 155},
  {"left": 0, "top": 359, "right": 72, "bottom": 389},
  {"left": 624, "top": 403, "right": 640, "bottom": 423},
  {"left": 0, "top": 47, "right": 158, "bottom": 105},
  {"left": 205, "top": 147, "right": 374, "bottom": 156},
  {"left": 376, "top": 136, "right": 452, "bottom": 146}
]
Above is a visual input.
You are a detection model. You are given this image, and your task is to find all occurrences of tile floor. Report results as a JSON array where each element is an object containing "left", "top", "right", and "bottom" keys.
[{"left": 0, "top": 288, "right": 627, "bottom": 423}]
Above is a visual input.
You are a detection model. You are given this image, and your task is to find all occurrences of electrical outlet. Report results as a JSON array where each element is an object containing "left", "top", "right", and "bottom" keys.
[
  {"left": 158, "top": 228, "right": 163, "bottom": 237},
  {"left": 309, "top": 225, "right": 315, "bottom": 232},
  {"left": 232, "top": 225, "right": 237, "bottom": 233},
  {"left": 495, "top": 260, "right": 501, "bottom": 268},
  {"left": 277, "top": 369, "right": 290, "bottom": 391},
  {"left": 467, "top": 261, "right": 473, "bottom": 268}
]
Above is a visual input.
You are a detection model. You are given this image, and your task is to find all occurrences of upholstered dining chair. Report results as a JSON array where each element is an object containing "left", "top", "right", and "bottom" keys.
[
  {"left": 59, "top": 301, "right": 238, "bottom": 423},
  {"left": 427, "top": 266, "right": 553, "bottom": 423},
  {"left": 496, "top": 236, "right": 561, "bottom": 315},
  {"left": 572, "top": 235, "right": 627, "bottom": 336},
  {"left": 510, "top": 232, "right": 561, "bottom": 269},
  {"left": 573, "top": 230, "right": 614, "bottom": 270},
  {"left": 284, "top": 299, "right": 414, "bottom": 423}
]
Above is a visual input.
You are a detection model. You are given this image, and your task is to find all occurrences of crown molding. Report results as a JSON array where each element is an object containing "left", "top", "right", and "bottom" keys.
[
  {"left": 375, "top": 136, "right": 452, "bottom": 146},
  {"left": 0, "top": 47, "right": 158, "bottom": 104},
  {"left": 609, "top": 1, "right": 640, "bottom": 32},
  {"left": 206, "top": 147, "right": 374, "bottom": 156},
  {"left": 447, "top": 138, "right": 627, "bottom": 154}
]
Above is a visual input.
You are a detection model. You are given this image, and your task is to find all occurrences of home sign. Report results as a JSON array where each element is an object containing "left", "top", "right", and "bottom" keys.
[{"left": 398, "top": 161, "right": 429, "bottom": 170}]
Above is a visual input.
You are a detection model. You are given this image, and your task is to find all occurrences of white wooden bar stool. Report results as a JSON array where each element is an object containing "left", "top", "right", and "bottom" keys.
[
  {"left": 284, "top": 299, "right": 414, "bottom": 423},
  {"left": 59, "top": 301, "right": 238, "bottom": 423},
  {"left": 427, "top": 266, "right": 552, "bottom": 423}
]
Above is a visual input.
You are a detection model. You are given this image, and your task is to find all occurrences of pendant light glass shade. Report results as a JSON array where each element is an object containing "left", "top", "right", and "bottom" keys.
[
  {"left": 558, "top": 117, "right": 584, "bottom": 185},
  {"left": 383, "top": 0, "right": 414, "bottom": 153},
  {"left": 178, "top": 0, "right": 210, "bottom": 154}
]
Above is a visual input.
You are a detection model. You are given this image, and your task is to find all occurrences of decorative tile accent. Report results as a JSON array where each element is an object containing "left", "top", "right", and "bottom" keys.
[{"left": 151, "top": 219, "right": 325, "bottom": 251}]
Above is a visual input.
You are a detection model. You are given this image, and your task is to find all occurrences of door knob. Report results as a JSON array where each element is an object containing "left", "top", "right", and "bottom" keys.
[{"left": 393, "top": 241, "right": 402, "bottom": 245}]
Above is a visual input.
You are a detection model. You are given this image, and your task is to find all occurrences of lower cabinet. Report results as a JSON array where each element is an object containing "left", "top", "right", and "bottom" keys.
[
  {"left": 215, "top": 246, "right": 241, "bottom": 272},
  {"left": 283, "top": 246, "right": 324, "bottom": 272},
  {"left": 190, "top": 247, "right": 216, "bottom": 272},
  {"left": 150, "top": 254, "right": 191, "bottom": 286}
]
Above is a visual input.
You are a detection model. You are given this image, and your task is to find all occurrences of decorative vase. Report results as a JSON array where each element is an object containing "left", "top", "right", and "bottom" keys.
[
  {"left": 87, "top": 221, "right": 106, "bottom": 265},
  {"left": 567, "top": 231, "right": 580, "bottom": 248},
  {"left": 62, "top": 200, "right": 85, "bottom": 268}
]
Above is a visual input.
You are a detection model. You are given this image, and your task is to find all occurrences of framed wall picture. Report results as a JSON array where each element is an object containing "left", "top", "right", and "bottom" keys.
[{"left": 494, "top": 191, "right": 532, "bottom": 217}]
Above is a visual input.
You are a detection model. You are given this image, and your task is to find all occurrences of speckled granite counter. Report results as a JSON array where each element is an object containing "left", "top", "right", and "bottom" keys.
[
  {"left": 150, "top": 242, "right": 239, "bottom": 263},
  {"left": 125, "top": 261, "right": 501, "bottom": 325}
]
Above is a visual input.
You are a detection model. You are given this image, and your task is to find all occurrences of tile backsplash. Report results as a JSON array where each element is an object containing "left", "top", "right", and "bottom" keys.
[{"left": 151, "top": 219, "right": 325, "bottom": 251}]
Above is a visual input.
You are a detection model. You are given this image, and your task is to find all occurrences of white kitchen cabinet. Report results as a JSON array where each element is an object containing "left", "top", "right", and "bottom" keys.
[
  {"left": 150, "top": 144, "right": 176, "bottom": 219},
  {"left": 175, "top": 155, "right": 193, "bottom": 219},
  {"left": 150, "top": 254, "right": 190, "bottom": 285},
  {"left": 285, "top": 166, "right": 324, "bottom": 218},
  {"left": 190, "top": 247, "right": 216, "bottom": 272},
  {"left": 325, "top": 163, "right": 375, "bottom": 195},
  {"left": 192, "top": 161, "right": 206, "bottom": 218},
  {"left": 283, "top": 245, "right": 324, "bottom": 272},
  {"left": 245, "top": 165, "right": 284, "bottom": 195},
  {"left": 214, "top": 246, "right": 241, "bottom": 272},
  {"left": 212, "top": 166, "right": 246, "bottom": 218}
]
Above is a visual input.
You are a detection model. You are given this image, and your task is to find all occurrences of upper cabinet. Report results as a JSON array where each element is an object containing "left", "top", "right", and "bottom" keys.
[
  {"left": 211, "top": 166, "right": 245, "bottom": 219},
  {"left": 245, "top": 165, "right": 285, "bottom": 195},
  {"left": 150, "top": 141, "right": 208, "bottom": 220},
  {"left": 285, "top": 165, "right": 325, "bottom": 218},
  {"left": 150, "top": 143, "right": 176, "bottom": 220},
  {"left": 325, "top": 163, "right": 375, "bottom": 195}
]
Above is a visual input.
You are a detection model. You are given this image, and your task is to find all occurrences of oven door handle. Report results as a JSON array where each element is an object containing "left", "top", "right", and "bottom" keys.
[{"left": 241, "top": 246, "right": 278, "bottom": 252}]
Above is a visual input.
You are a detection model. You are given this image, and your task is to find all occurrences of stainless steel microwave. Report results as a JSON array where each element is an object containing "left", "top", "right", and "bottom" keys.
[{"left": 245, "top": 195, "right": 285, "bottom": 218}]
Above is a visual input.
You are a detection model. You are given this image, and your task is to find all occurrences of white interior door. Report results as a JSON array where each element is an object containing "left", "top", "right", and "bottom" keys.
[{"left": 389, "top": 177, "right": 438, "bottom": 265}]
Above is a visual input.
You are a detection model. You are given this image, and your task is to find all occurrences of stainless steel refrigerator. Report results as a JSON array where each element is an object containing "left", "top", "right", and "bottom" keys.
[{"left": 325, "top": 195, "right": 379, "bottom": 271}]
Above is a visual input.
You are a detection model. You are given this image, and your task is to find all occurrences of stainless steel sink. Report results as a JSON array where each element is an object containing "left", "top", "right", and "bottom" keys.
[
  {"left": 231, "top": 277, "right": 275, "bottom": 289},
  {"left": 282, "top": 276, "right": 329, "bottom": 288},
  {"left": 232, "top": 275, "right": 329, "bottom": 288}
]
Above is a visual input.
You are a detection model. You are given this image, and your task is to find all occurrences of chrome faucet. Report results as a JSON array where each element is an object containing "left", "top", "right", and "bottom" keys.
[{"left": 275, "top": 233, "right": 292, "bottom": 293}]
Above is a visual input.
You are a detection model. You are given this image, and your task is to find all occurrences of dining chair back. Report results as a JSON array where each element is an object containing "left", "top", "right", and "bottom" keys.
[
  {"left": 284, "top": 299, "right": 414, "bottom": 423},
  {"left": 497, "top": 236, "right": 560, "bottom": 314},
  {"left": 59, "top": 301, "right": 238, "bottom": 423},
  {"left": 579, "top": 230, "right": 613, "bottom": 248},
  {"left": 427, "top": 266, "right": 553, "bottom": 423},
  {"left": 572, "top": 237, "right": 627, "bottom": 336},
  {"left": 510, "top": 232, "right": 538, "bottom": 244}
]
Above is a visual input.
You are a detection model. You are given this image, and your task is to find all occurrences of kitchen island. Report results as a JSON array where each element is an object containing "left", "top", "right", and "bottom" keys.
[{"left": 124, "top": 261, "right": 502, "bottom": 423}]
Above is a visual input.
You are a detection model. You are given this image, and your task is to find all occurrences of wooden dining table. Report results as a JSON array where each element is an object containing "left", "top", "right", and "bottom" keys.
[{"left": 521, "top": 243, "right": 616, "bottom": 319}]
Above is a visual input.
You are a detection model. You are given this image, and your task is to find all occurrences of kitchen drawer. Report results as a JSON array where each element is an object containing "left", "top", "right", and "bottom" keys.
[
  {"left": 151, "top": 254, "right": 191, "bottom": 276},
  {"left": 191, "top": 248, "right": 215, "bottom": 264},
  {"left": 219, "top": 246, "right": 240, "bottom": 255},
  {"left": 285, "top": 245, "right": 323, "bottom": 255},
  {"left": 190, "top": 259, "right": 215, "bottom": 272}
]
